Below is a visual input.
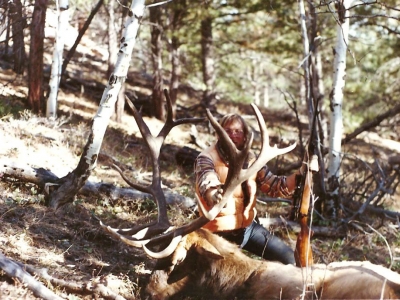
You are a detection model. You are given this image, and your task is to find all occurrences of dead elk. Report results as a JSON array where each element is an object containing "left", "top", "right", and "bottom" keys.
[
  {"left": 144, "top": 229, "right": 400, "bottom": 300},
  {"left": 97, "top": 96, "right": 399, "bottom": 299}
]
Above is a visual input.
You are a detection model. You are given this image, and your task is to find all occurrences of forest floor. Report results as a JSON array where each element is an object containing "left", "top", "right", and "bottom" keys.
[{"left": 1, "top": 26, "right": 400, "bottom": 300}]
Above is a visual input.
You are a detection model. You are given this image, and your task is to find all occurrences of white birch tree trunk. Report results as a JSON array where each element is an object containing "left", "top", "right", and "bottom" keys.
[
  {"left": 327, "top": 1, "right": 353, "bottom": 193},
  {"left": 48, "top": 0, "right": 146, "bottom": 209},
  {"left": 298, "top": 0, "right": 311, "bottom": 125},
  {"left": 46, "top": 0, "right": 69, "bottom": 119}
]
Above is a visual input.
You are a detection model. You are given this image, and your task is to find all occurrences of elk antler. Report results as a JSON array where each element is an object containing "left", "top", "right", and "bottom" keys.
[
  {"left": 99, "top": 89, "right": 205, "bottom": 243},
  {"left": 100, "top": 99, "right": 296, "bottom": 259}
]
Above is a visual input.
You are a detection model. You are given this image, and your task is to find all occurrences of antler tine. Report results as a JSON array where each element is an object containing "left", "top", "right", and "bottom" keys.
[
  {"left": 124, "top": 96, "right": 170, "bottom": 233},
  {"left": 205, "top": 108, "right": 254, "bottom": 191},
  {"left": 124, "top": 95, "right": 163, "bottom": 151},
  {"left": 247, "top": 103, "right": 297, "bottom": 174},
  {"left": 111, "top": 163, "right": 149, "bottom": 193},
  {"left": 143, "top": 235, "right": 183, "bottom": 259},
  {"left": 99, "top": 220, "right": 150, "bottom": 247},
  {"left": 100, "top": 92, "right": 206, "bottom": 254},
  {"left": 160, "top": 89, "right": 206, "bottom": 133},
  {"left": 103, "top": 93, "right": 191, "bottom": 243}
]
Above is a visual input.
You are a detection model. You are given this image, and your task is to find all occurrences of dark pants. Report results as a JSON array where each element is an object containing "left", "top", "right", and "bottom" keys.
[{"left": 217, "top": 220, "right": 295, "bottom": 265}]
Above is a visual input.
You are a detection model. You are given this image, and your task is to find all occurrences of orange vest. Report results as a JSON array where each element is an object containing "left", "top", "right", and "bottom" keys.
[{"left": 196, "top": 143, "right": 258, "bottom": 232}]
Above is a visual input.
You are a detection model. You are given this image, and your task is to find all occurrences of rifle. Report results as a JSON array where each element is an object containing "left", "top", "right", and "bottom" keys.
[{"left": 294, "top": 108, "right": 319, "bottom": 268}]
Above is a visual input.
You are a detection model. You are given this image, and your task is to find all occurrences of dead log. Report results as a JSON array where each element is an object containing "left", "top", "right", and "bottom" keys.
[
  {"left": 0, "top": 251, "right": 63, "bottom": 300},
  {"left": 0, "top": 251, "right": 126, "bottom": 300},
  {"left": 19, "top": 263, "right": 126, "bottom": 300},
  {"left": 0, "top": 159, "right": 196, "bottom": 209}
]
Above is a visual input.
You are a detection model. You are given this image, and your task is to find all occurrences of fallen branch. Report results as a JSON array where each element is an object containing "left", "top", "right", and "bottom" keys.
[
  {"left": 0, "top": 159, "right": 196, "bottom": 209},
  {"left": 61, "top": 0, "right": 104, "bottom": 78},
  {"left": 0, "top": 251, "right": 127, "bottom": 300},
  {"left": 19, "top": 263, "right": 126, "bottom": 300},
  {"left": 0, "top": 251, "right": 63, "bottom": 300}
]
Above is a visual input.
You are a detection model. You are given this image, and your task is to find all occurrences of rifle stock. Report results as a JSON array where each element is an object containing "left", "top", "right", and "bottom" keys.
[{"left": 294, "top": 92, "right": 320, "bottom": 267}]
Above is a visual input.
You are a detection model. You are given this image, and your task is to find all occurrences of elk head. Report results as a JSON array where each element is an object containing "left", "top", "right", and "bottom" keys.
[{"left": 99, "top": 88, "right": 295, "bottom": 258}]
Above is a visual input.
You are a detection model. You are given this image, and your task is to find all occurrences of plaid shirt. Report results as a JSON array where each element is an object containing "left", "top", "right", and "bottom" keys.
[{"left": 195, "top": 150, "right": 292, "bottom": 200}]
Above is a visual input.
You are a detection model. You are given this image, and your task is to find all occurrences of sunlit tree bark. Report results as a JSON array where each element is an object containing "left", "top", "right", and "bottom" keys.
[
  {"left": 1, "top": 1, "right": 10, "bottom": 56},
  {"left": 326, "top": 0, "right": 354, "bottom": 216},
  {"left": 47, "top": 0, "right": 69, "bottom": 119},
  {"left": 107, "top": 0, "right": 117, "bottom": 78},
  {"left": 48, "top": 0, "right": 146, "bottom": 209},
  {"left": 108, "top": 0, "right": 125, "bottom": 123},
  {"left": 298, "top": 0, "right": 311, "bottom": 128},
  {"left": 246, "top": 56, "right": 264, "bottom": 106}
]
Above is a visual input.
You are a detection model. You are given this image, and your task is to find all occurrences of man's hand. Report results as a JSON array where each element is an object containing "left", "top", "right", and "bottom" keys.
[{"left": 204, "top": 186, "right": 223, "bottom": 207}]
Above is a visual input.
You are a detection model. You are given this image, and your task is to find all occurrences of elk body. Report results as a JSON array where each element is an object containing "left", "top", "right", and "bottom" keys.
[{"left": 145, "top": 228, "right": 400, "bottom": 300}]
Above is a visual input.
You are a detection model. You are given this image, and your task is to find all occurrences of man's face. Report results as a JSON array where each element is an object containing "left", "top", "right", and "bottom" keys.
[{"left": 223, "top": 120, "right": 245, "bottom": 150}]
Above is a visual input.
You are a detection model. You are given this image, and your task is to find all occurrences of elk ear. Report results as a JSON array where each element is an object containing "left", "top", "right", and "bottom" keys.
[{"left": 195, "top": 239, "right": 224, "bottom": 260}]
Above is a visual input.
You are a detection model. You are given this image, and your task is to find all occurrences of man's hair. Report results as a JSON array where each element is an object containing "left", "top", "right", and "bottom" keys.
[{"left": 219, "top": 114, "right": 251, "bottom": 141}]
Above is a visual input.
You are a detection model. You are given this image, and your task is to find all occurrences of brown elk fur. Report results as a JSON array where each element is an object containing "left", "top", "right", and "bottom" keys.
[{"left": 144, "top": 229, "right": 400, "bottom": 300}]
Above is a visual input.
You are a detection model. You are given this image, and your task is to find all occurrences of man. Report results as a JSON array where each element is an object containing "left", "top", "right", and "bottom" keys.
[{"left": 194, "top": 113, "right": 305, "bottom": 264}]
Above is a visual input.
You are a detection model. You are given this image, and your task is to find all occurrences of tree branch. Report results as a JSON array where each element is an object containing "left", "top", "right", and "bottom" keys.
[{"left": 342, "top": 103, "right": 400, "bottom": 144}]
